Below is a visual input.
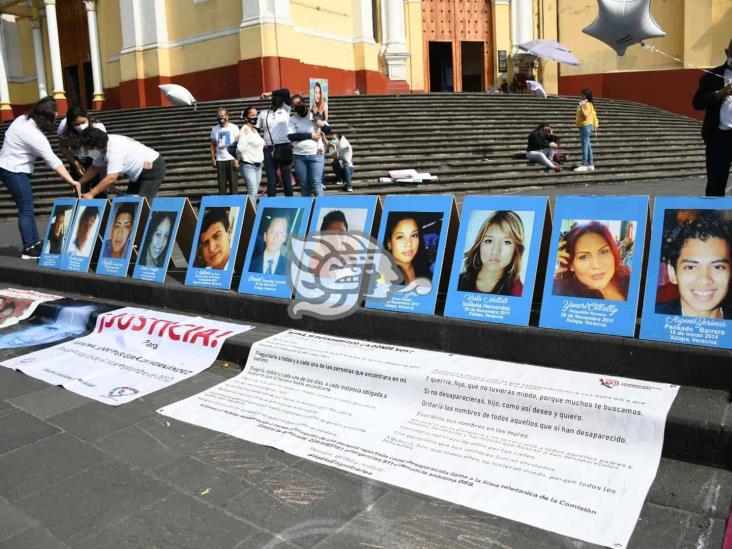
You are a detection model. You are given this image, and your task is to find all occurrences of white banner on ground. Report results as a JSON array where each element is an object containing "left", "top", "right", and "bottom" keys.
[
  {"left": 0, "top": 307, "right": 252, "bottom": 405},
  {"left": 159, "top": 329, "right": 678, "bottom": 548},
  {"left": 0, "top": 288, "right": 62, "bottom": 329}
]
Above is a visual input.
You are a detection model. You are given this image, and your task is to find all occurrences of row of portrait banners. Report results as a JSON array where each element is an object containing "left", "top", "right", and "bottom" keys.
[{"left": 38, "top": 193, "right": 732, "bottom": 350}]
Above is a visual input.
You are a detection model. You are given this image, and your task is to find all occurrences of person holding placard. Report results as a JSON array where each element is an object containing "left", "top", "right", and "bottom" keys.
[
  {"left": 288, "top": 95, "right": 330, "bottom": 198},
  {"left": 657, "top": 213, "right": 732, "bottom": 319},
  {"left": 140, "top": 212, "right": 175, "bottom": 269},
  {"left": 0, "top": 97, "right": 81, "bottom": 259},
  {"left": 384, "top": 213, "right": 433, "bottom": 285},
  {"left": 78, "top": 128, "right": 165, "bottom": 200},
  {"left": 458, "top": 211, "right": 525, "bottom": 296},
  {"left": 553, "top": 221, "right": 630, "bottom": 301},
  {"left": 210, "top": 108, "right": 240, "bottom": 195}
]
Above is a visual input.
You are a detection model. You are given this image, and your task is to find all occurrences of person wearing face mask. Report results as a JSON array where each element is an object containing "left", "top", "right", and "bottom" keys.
[
  {"left": 693, "top": 37, "right": 732, "bottom": 197},
  {"left": 77, "top": 128, "right": 165, "bottom": 200},
  {"left": 0, "top": 96, "right": 80, "bottom": 259},
  {"left": 329, "top": 132, "right": 354, "bottom": 192},
  {"left": 210, "top": 108, "right": 240, "bottom": 195},
  {"left": 58, "top": 105, "right": 107, "bottom": 197},
  {"left": 288, "top": 94, "right": 331, "bottom": 197},
  {"left": 258, "top": 88, "right": 295, "bottom": 197},
  {"left": 237, "top": 106, "right": 265, "bottom": 205}
]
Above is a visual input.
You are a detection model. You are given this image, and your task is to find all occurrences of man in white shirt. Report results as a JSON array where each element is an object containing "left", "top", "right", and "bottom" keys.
[
  {"left": 693, "top": 36, "right": 732, "bottom": 196},
  {"left": 77, "top": 128, "right": 165, "bottom": 199},
  {"left": 250, "top": 215, "right": 289, "bottom": 275},
  {"left": 66, "top": 206, "right": 100, "bottom": 257},
  {"left": 210, "top": 108, "right": 240, "bottom": 195}
]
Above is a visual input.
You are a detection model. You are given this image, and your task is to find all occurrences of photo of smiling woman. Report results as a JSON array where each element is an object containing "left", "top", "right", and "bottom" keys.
[
  {"left": 552, "top": 219, "right": 634, "bottom": 302},
  {"left": 139, "top": 211, "right": 176, "bottom": 269},
  {"left": 383, "top": 212, "right": 441, "bottom": 285},
  {"left": 458, "top": 210, "right": 526, "bottom": 296}
]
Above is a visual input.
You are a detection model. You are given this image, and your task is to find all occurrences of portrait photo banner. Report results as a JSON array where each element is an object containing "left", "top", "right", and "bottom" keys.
[
  {"left": 159, "top": 329, "right": 678, "bottom": 548},
  {"left": 59, "top": 198, "right": 108, "bottom": 273},
  {"left": 39, "top": 198, "right": 78, "bottom": 269},
  {"left": 96, "top": 196, "right": 144, "bottom": 278},
  {"left": 640, "top": 196, "right": 732, "bottom": 349},
  {"left": 0, "top": 288, "right": 63, "bottom": 330},
  {"left": 132, "top": 197, "right": 186, "bottom": 284},
  {"left": 539, "top": 195, "right": 649, "bottom": 336},
  {"left": 0, "top": 307, "right": 253, "bottom": 405}
]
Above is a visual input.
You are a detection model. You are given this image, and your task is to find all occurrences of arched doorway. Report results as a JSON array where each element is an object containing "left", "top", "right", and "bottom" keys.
[{"left": 57, "top": 0, "right": 92, "bottom": 108}]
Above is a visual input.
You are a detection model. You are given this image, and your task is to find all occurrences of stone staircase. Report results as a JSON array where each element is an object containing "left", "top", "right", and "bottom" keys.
[{"left": 0, "top": 93, "right": 705, "bottom": 219}]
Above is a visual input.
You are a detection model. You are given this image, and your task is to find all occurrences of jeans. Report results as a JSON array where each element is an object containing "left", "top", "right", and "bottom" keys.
[
  {"left": 580, "top": 124, "right": 594, "bottom": 166},
  {"left": 332, "top": 160, "right": 354, "bottom": 190},
  {"left": 526, "top": 148, "right": 556, "bottom": 169},
  {"left": 0, "top": 168, "right": 39, "bottom": 249},
  {"left": 704, "top": 130, "right": 732, "bottom": 196},
  {"left": 240, "top": 162, "right": 262, "bottom": 204},
  {"left": 263, "top": 145, "right": 294, "bottom": 197},
  {"left": 293, "top": 154, "right": 325, "bottom": 197}
]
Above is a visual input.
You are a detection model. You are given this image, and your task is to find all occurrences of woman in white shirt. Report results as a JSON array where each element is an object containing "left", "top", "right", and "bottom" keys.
[
  {"left": 58, "top": 105, "right": 107, "bottom": 197},
  {"left": 237, "top": 106, "right": 265, "bottom": 205},
  {"left": 288, "top": 94, "right": 330, "bottom": 197},
  {"left": 0, "top": 97, "right": 80, "bottom": 259}
]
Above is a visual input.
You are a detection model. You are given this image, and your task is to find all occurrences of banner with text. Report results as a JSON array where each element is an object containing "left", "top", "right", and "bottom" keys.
[
  {"left": 0, "top": 288, "right": 63, "bottom": 329},
  {"left": 159, "top": 330, "right": 677, "bottom": 548},
  {"left": 1, "top": 307, "right": 252, "bottom": 405}
]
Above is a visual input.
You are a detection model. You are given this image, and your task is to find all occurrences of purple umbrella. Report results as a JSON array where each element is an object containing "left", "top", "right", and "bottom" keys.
[{"left": 518, "top": 39, "right": 581, "bottom": 66}]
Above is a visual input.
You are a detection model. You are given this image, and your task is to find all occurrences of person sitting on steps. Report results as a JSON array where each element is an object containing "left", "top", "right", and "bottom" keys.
[{"left": 526, "top": 123, "right": 561, "bottom": 172}]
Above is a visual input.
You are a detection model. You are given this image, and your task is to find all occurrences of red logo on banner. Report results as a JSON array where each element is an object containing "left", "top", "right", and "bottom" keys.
[{"left": 599, "top": 378, "right": 620, "bottom": 389}]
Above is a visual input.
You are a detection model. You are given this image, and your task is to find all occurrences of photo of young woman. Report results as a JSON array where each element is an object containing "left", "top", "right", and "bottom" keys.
[
  {"left": 139, "top": 211, "right": 176, "bottom": 269},
  {"left": 309, "top": 79, "right": 328, "bottom": 121},
  {"left": 383, "top": 212, "right": 441, "bottom": 285},
  {"left": 552, "top": 219, "right": 634, "bottom": 302},
  {"left": 458, "top": 210, "right": 528, "bottom": 296}
]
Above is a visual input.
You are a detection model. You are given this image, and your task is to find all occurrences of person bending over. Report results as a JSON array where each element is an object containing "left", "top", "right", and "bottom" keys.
[{"left": 526, "top": 123, "right": 560, "bottom": 172}]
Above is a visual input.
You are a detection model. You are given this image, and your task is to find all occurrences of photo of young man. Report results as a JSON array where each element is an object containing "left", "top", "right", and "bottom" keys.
[
  {"left": 66, "top": 206, "right": 100, "bottom": 257},
  {"left": 657, "top": 211, "right": 732, "bottom": 319},
  {"left": 102, "top": 202, "right": 138, "bottom": 259},
  {"left": 194, "top": 207, "right": 236, "bottom": 270},
  {"left": 250, "top": 210, "right": 292, "bottom": 275},
  {"left": 43, "top": 205, "right": 73, "bottom": 255}
]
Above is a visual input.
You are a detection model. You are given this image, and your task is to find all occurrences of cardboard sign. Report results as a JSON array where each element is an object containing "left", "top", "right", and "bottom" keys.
[
  {"left": 59, "top": 198, "right": 108, "bottom": 273},
  {"left": 309, "top": 78, "right": 329, "bottom": 121},
  {"left": 39, "top": 198, "right": 78, "bottom": 269},
  {"left": 96, "top": 196, "right": 145, "bottom": 278},
  {"left": 640, "top": 196, "right": 732, "bottom": 349},
  {"left": 445, "top": 195, "right": 549, "bottom": 326},
  {"left": 539, "top": 196, "right": 649, "bottom": 337},
  {"left": 365, "top": 194, "right": 457, "bottom": 316}
]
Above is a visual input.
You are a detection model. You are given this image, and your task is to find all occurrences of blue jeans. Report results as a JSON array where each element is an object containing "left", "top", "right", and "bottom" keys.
[
  {"left": 332, "top": 160, "right": 354, "bottom": 190},
  {"left": 580, "top": 124, "right": 594, "bottom": 166},
  {"left": 240, "top": 162, "right": 262, "bottom": 204},
  {"left": 263, "top": 146, "right": 294, "bottom": 197},
  {"left": 293, "top": 154, "right": 325, "bottom": 197},
  {"left": 0, "top": 168, "right": 39, "bottom": 249}
]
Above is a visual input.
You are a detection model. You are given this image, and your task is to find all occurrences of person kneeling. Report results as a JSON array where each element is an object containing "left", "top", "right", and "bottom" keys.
[{"left": 526, "top": 123, "right": 560, "bottom": 172}]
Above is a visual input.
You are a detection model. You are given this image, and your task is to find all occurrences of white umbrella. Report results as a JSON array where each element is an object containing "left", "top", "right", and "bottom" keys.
[{"left": 518, "top": 40, "right": 580, "bottom": 66}]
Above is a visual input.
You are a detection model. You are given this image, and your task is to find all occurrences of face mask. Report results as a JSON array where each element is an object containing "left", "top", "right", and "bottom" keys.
[
  {"left": 294, "top": 105, "right": 307, "bottom": 116},
  {"left": 217, "top": 117, "right": 226, "bottom": 126},
  {"left": 248, "top": 117, "right": 258, "bottom": 125},
  {"left": 87, "top": 149, "right": 102, "bottom": 160},
  {"left": 74, "top": 122, "right": 89, "bottom": 132},
  {"left": 331, "top": 139, "right": 338, "bottom": 146}
]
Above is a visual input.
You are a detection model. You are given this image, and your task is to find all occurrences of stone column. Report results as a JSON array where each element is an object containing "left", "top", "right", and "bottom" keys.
[
  {"left": 84, "top": 1, "right": 105, "bottom": 109},
  {"left": 43, "top": 0, "right": 66, "bottom": 112},
  {"left": 0, "top": 18, "right": 12, "bottom": 121},
  {"left": 31, "top": 19, "right": 48, "bottom": 99},
  {"left": 381, "top": 0, "right": 409, "bottom": 82}
]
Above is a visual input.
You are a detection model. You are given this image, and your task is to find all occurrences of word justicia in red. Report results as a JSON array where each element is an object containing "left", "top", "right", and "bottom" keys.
[{"left": 97, "top": 312, "right": 233, "bottom": 348}]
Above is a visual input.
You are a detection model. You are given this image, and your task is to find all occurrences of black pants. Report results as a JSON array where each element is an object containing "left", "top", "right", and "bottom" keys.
[
  {"left": 216, "top": 159, "right": 239, "bottom": 194},
  {"left": 705, "top": 130, "right": 732, "bottom": 196},
  {"left": 263, "top": 144, "right": 294, "bottom": 197},
  {"left": 127, "top": 156, "right": 166, "bottom": 199}
]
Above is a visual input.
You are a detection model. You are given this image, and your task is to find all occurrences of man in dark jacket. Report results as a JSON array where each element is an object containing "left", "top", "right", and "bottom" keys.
[{"left": 692, "top": 37, "right": 732, "bottom": 197}]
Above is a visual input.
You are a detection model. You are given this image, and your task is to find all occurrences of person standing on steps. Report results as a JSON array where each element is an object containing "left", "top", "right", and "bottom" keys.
[
  {"left": 238, "top": 106, "right": 265, "bottom": 205},
  {"left": 288, "top": 94, "right": 331, "bottom": 197},
  {"left": 574, "top": 89, "right": 599, "bottom": 173},
  {"left": 0, "top": 96, "right": 80, "bottom": 259},
  {"left": 693, "top": 36, "right": 732, "bottom": 197},
  {"left": 258, "top": 89, "right": 295, "bottom": 197},
  {"left": 210, "top": 108, "right": 239, "bottom": 195}
]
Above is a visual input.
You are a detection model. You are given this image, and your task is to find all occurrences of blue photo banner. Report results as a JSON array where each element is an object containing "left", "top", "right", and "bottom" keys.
[
  {"left": 640, "top": 196, "right": 732, "bottom": 349},
  {"left": 96, "top": 196, "right": 144, "bottom": 278},
  {"left": 59, "top": 198, "right": 107, "bottom": 273},
  {"left": 132, "top": 197, "right": 185, "bottom": 284},
  {"left": 365, "top": 194, "right": 453, "bottom": 316},
  {"left": 239, "top": 197, "right": 313, "bottom": 299},
  {"left": 309, "top": 195, "right": 378, "bottom": 236},
  {"left": 539, "top": 195, "right": 648, "bottom": 337},
  {"left": 185, "top": 195, "right": 248, "bottom": 290},
  {"left": 444, "top": 195, "right": 548, "bottom": 326},
  {"left": 39, "top": 198, "right": 78, "bottom": 269}
]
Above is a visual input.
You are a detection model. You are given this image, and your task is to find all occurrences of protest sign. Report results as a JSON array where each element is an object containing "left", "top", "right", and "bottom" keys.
[
  {"left": 59, "top": 198, "right": 108, "bottom": 273},
  {"left": 96, "top": 196, "right": 144, "bottom": 278},
  {"left": 1, "top": 307, "right": 252, "bottom": 405},
  {"left": 0, "top": 288, "right": 62, "bottom": 329},
  {"left": 39, "top": 199, "right": 77, "bottom": 268},
  {"left": 159, "top": 329, "right": 678, "bottom": 548}
]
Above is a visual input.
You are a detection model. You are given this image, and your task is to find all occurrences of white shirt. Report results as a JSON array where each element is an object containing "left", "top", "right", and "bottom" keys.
[
  {"left": 237, "top": 125, "right": 265, "bottom": 164},
  {"left": 93, "top": 134, "right": 159, "bottom": 182},
  {"left": 335, "top": 135, "right": 353, "bottom": 165},
  {"left": 719, "top": 66, "right": 732, "bottom": 130},
  {"left": 288, "top": 113, "right": 328, "bottom": 156},
  {"left": 210, "top": 123, "right": 240, "bottom": 162},
  {"left": 0, "top": 116, "right": 63, "bottom": 174},
  {"left": 58, "top": 119, "right": 106, "bottom": 157},
  {"left": 256, "top": 104, "right": 291, "bottom": 146},
  {"left": 66, "top": 235, "right": 95, "bottom": 257}
]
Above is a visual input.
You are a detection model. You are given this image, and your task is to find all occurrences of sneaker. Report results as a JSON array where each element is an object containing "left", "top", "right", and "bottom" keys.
[
  {"left": 587, "top": 165, "right": 595, "bottom": 172},
  {"left": 21, "top": 244, "right": 41, "bottom": 260},
  {"left": 574, "top": 165, "right": 589, "bottom": 172},
  {"left": 346, "top": 187, "right": 354, "bottom": 192}
]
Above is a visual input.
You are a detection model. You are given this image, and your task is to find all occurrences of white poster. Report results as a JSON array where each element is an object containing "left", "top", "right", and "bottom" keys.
[
  {"left": 0, "top": 288, "right": 62, "bottom": 329},
  {"left": 159, "top": 330, "right": 678, "bottom": 548},
  {"left": 1, "top": 307, "right": 252, "bottom": 405}
]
